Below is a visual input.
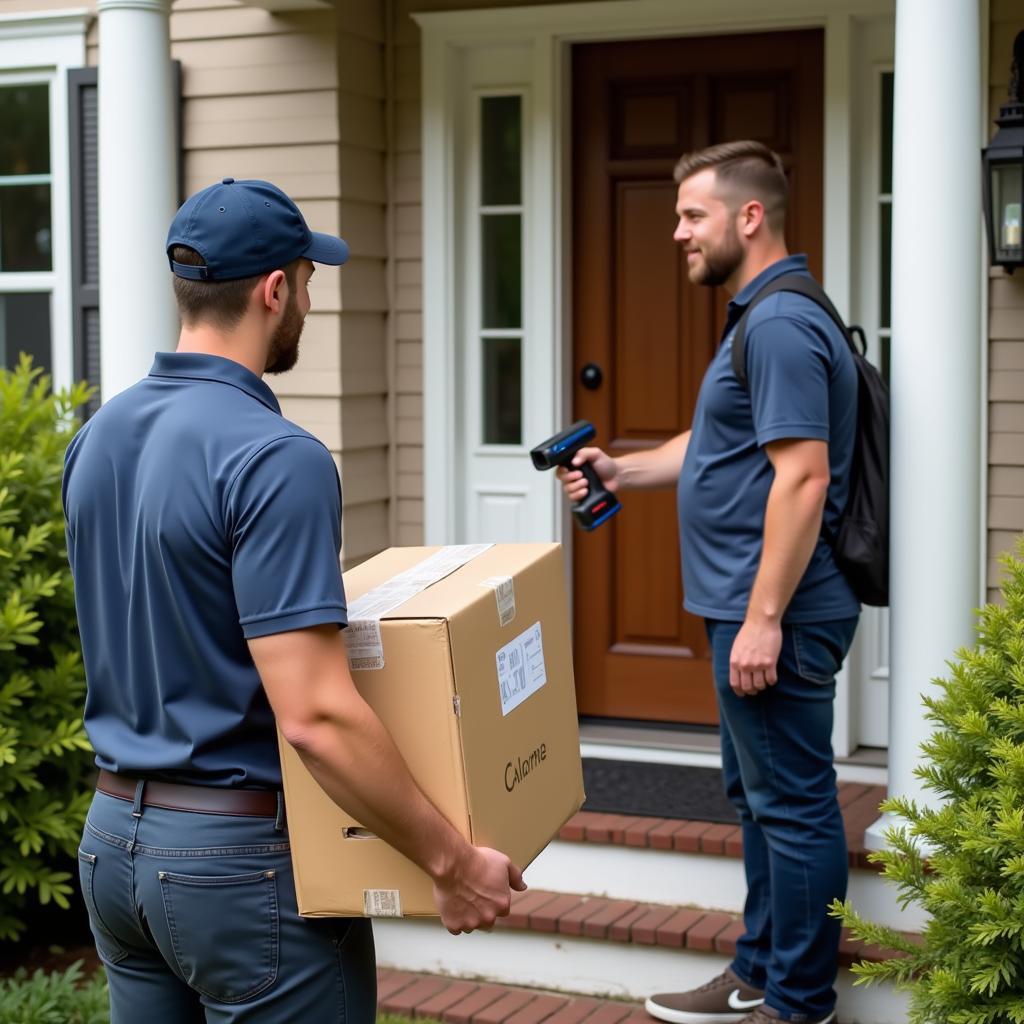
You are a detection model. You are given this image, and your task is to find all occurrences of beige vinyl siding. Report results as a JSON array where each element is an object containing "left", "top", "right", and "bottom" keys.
[
  {"left": 392, "top": 0, "right": 588, "bottom": 544},
  {"left": 986, "top": 2, "right": 1024, "bottom": 604},
  {"left": 988, "top": 273, "right": 1024, "bottom": 603},
  {"left": 84, "top": 0, "right": 390, "bottom": 565},
  {"left": 392, "top": 2, "right": 423, "bottom": 544},
  {"left": 170, "top": 1, "right": 388, "bottom": 565},
  {"left": 87, "top": 0, "right": 389, "bottom": 564},
  {"left": 0, "top": 0, "right": 93, "bottom": 11},
  {"left": 334, "top": 6, "right": 389, "bottom": 564}
]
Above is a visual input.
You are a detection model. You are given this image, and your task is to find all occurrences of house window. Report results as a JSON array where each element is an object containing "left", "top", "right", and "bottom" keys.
[
  {"left": 479, "top": 94, "right": 523, "bottom": 446},
  {"left": 0, "top": 78, "right": 53, "bottom": 374},
  {"left": 878, "top": 70, "right": 893, "bottom": 385}
]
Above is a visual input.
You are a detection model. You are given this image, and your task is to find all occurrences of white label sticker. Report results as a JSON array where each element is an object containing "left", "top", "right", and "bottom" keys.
[
  {"left": 363, "top": 889, "right": 402, "bottom": 918},
  {"left": 496, "top": 622, "right": 547, "bottom": 716},
  {"left": 346, "top": 544, "right": 493, "bottom": 672},
  {"left": 345, "top": 618, "right": 385, "bottom": 671},
  {"left": 480, "top": 576, "right": 516, "bottom": 627}
]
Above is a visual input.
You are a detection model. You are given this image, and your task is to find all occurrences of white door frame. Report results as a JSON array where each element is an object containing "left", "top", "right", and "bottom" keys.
[{"left": 416, "top": 0, "right": 895, "bottom": 753}]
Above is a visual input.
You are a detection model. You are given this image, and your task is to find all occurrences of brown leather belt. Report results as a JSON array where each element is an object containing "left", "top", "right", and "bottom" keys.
[{"left": 97, "top": 769, "right": 280, "bottom": 818}]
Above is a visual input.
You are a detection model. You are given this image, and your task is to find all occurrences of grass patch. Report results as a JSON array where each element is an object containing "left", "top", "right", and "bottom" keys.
[{"left": 0, "top": 967, "right": 446, "bottom": 1023}]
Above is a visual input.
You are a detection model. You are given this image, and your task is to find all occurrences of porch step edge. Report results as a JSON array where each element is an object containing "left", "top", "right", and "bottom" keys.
[
  {"left": 377, "top": 968, "right": 647, "bottom": 1024},
  {"left": 564, "top": 781, "right": 888, "bottom": 872},
  {"left": 497, "top": 888, "right": 915, "bottom": 965},
  {"left": 373, "top": 918, "right": 910, "bottom": 1024}
]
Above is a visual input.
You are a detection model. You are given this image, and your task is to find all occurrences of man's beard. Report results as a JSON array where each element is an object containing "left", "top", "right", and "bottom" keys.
[
  {"left": 265, "top": 293, "right": 304, "bottom": 375},
  {"left": 688, "top": 223, "right": 744, "bottom": 287}
]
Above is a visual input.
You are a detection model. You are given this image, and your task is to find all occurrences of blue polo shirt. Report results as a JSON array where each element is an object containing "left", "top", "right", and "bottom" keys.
[
  {"left": 62, "top": 353, "right": 348, "bottom": 788},
  {"left": 677, "top": 255, "right": 860, "bottom": 622}
]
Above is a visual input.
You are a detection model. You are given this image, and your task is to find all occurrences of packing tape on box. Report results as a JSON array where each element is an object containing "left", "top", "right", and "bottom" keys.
[
  {"left": 480, "top": 575, "right": 516, "bottom": 627},
  {"left": 346, "top": 544, "right": 494, "bottom": 671}
]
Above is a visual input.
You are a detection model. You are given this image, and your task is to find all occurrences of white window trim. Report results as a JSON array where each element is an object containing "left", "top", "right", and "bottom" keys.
[{"left": 0, "top": 10, "right": 90, "bottom": 392}]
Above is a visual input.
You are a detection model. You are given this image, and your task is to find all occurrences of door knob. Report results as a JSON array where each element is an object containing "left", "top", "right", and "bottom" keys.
[{"left": 580, "top": 363, "right": 603, "bottom": 391}]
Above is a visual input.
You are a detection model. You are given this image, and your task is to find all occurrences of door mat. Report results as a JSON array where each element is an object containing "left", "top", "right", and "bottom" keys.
[{"left": 581, "top": 758, "right": 739, "bottom": 825}]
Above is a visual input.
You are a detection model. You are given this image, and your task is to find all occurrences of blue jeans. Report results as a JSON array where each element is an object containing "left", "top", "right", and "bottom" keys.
[
  {"left": 707, "top": 617, "right": 859, "bottom": 1023},
  {"left": 78, "top": 790, "right": 376, "bottom": 1023}
]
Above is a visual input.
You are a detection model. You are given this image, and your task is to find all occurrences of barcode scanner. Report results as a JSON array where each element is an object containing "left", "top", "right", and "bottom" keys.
[{"left": 530, "top": 421, "right": 622, "bottom": 531}]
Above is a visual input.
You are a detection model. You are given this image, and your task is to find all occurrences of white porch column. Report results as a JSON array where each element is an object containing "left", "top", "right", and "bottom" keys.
[
  {"left": 97, "top": 0, "right": 178, "bottom": 401},
  {"left": 865, "top": 0, "right": 982, "bottom": 848}
]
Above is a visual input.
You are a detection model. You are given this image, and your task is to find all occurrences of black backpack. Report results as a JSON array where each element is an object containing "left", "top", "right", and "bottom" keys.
[{"left": 730, "top": 273, "right": 890, "bottom": 607}]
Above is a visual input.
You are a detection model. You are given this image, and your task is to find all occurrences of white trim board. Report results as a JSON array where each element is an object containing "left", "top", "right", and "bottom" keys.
[
  {"left": 0, "top": 9, "right": 89, "bottom": 39},
  {"left": 415, "top": 0, "right": 894, "bottom": 38}
]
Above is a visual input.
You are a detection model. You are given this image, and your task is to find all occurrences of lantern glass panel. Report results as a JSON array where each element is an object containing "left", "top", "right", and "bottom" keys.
[{"left": 992, "top": 161, "right": 1023, "bottom": 263}]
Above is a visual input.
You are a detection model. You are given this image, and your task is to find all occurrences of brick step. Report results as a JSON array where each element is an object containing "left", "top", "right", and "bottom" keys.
[
  {"left": 373, "top": 905, "right": 912, "bottom": 1024},
  {"left": 378, "top": 968, "right": 648, "bottom": 1024},
  {"left": 561, "top": 782, "right": 888, "bottom": 871},
  {"left": 495, "top": 888, "right": 907, "bottom": 966}
]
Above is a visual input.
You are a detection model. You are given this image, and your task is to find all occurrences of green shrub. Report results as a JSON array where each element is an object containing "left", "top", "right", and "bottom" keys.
[
  {"left": 834, "top": 539, "right": 1024, "bottom": 1023},
  {"left": 0, "top": 961, "right": 108, "bottom": 1023},
  {"left": 0, "top": 356, "right": 94, "bottom": 941}
]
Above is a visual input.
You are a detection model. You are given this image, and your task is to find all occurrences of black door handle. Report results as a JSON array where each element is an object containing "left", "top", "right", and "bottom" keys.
[{"left": 580, "top": 363, "right": 603, "bottom": 391}]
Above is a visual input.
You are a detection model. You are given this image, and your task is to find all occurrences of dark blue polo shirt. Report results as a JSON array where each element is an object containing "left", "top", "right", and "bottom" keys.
[
  {"left": 62, "top": 353, "right": 348, "bottom": 788},
  {"left": 677, "top": 255, "right": 860, "bottom": 623}
]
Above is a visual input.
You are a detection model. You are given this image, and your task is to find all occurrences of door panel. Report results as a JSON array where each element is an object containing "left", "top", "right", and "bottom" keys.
[
  {"left": 571, "top": 30, "right": 824, "bottom": 725},
  {"left": 616, "top": 182, "right": 683, "bottom": 434}
]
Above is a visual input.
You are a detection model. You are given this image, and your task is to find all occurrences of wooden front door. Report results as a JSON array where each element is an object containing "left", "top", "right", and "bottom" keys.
[{"left": 571, "top": 30, "right": 824, "bottom": 725}]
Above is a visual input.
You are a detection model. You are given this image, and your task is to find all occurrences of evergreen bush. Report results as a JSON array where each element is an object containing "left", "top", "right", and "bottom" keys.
[
  {"left": 0, "top": 961, "right": 108, "bottom": 1023},
  {"left": 0, "top": 356, "right": 94, "bottom": 941},
  {"left": 834, "top": 538, "right": 1024, "bottom": 1023}
]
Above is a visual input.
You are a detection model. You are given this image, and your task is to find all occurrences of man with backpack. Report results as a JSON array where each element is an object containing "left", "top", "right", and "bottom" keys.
[{"left": 559, "top": 141, "right": 874, "bottom": 1024}]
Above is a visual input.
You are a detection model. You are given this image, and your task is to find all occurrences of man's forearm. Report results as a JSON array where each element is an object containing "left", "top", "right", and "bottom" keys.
[
  {"left": 285, "top": 691, "right": 466, "bottom": 883},
  {"left": 746, "top": 471, "right": 828, "bottom": 624},
  {"left": 616, "top": 430, "right": 691, "bottom": 490}
]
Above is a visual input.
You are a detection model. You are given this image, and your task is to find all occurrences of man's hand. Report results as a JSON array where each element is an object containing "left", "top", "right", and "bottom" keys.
[
  {"left": 556, "top": 447, "right": 619, "bottom": 502},
  {"left": 729, "top": 618, "right": 783, "bottom": 696},
  {"left": 433, "top": 845, "right": 527, "bottom": 935}
]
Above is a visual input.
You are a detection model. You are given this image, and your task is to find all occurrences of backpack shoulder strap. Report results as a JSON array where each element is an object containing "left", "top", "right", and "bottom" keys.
[{"left": 730, "top": 272, "right": 852, "bottom": 389}]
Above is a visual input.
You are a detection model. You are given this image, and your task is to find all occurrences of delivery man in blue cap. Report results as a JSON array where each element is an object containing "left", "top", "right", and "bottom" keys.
[{"left": 63, "top": 178, "right": 525, "bottom": 1023}]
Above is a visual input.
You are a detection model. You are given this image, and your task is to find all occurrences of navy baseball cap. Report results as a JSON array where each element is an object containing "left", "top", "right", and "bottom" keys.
[{"left": 166, "top": 177, "right": 349, "bottom": 281}]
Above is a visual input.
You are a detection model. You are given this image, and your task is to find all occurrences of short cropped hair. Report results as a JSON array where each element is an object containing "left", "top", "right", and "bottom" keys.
[
  {"left": 170, "top": 246, "right": 298, "bottom": 329},
  {"left": 673, "top": 141, "right": 788, "bottom": 234}
]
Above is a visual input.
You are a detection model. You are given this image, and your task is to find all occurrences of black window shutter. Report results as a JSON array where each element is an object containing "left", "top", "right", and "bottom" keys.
[
  {"left": 67, "top": 66, "right": 100, "bottom": 416},
  {"left": 67, "top": 62, "right": 182, "bottom": 416}
]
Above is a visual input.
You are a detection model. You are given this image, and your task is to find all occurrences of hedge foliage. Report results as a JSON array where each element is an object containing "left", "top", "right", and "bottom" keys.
[
  {"left": 835, "top": 539, "right": 1024, "bottom": 1023},
  {"left": 0, "top": 356, "right": 94, "bottom": 941},
  {"left": 0, "top": 961, "right": 108, "bottom": 1024}
]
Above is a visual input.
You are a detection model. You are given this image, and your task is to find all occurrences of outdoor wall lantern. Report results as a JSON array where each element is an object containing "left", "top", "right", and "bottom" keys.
[{"left": 983, "top": 30, "right": 1024, "bottom": 272}]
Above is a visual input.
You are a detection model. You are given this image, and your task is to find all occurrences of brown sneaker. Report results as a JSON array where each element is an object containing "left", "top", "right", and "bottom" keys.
[
  {"left": 645, "top": 968, "right": 766, "bottom": 1023},
  {"left": 739, "top": 1008, "right": 836, "bottom": 1024}
]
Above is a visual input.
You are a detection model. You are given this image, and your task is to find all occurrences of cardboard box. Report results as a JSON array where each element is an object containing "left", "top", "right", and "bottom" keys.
[{"left": 278, "top": 542, "right": 585, "bottom": 919}]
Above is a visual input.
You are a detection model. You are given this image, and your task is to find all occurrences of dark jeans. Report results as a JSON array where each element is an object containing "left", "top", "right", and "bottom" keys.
[
  {"left": 78, "top": 790, "right": 376, "bottom": 1023},
  {"left": 707, "top": 617, "right": 859, "bottom": 1023}
]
